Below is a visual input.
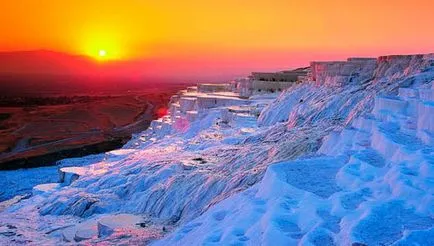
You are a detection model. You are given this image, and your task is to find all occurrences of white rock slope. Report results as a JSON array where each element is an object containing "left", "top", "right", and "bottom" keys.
[
  {"left": 0, "top": 53, "right": 433, "bottom": 245},
  {"left": 158, "top": 75, "right": 434, "bottom": 246}
]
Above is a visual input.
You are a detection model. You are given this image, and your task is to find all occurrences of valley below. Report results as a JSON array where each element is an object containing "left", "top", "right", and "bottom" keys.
[
  {"left": 0, "top": 82, "right": 187, "bottom": 170},
  {"left": 0, "top": 81, "right": 188, "bottom": 201}
]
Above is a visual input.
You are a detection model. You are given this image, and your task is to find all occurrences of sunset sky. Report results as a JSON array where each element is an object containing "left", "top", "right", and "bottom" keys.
[{"left": 1, "top": 0, "right": 433, "bottom": 80}]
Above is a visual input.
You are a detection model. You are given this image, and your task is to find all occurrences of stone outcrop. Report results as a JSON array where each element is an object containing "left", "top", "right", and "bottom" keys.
[
  {"left": 197, "top": 83, "right": 231, "bottom": 93},
  {"left": 149, "top": 82, "right": 267, "bottom": 137},
  {"left": 374, "top": 54, "right": 434, "bottom": 79},
  {"left": 250, "top": 70, "right": 307, "bottom": 82},
  {"left": 233, "top": 69, "right": 309, "bottom": 97},
  {"left": 309, "top": 54, "right": 434, "bottom": 87},
  {"left": 58, "top": 167, "right": 87, "bottom": 185},
  {"left": 310, "top": 58, "right": 377, "bottom": 86}
]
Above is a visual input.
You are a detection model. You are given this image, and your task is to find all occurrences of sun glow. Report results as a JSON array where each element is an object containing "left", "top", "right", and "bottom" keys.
[
  {"left": 98, "top": 50, "right": 107, "bottom": 57},
  {"left": 80, "top": 29, "right": 125, "bottom": 61},
  {"left": 86, "top": 43, "right": 121, "bottom": 60}
]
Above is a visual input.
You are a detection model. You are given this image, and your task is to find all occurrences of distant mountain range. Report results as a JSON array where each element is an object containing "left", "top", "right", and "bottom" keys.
[
  {"left": 0, "top": 50, "right": 169, "bottom": 79},
  {"left": 0, "top": 50, "right": 242, "bottom": 81},
  {"left": 0, "top": 50, "right": 295, "bottom": 83},
  {"left": 0, "top": 50, "right": 99, "bottom": 76},
  {"left": 0, "top": 50, "right": 184, "bottom": 95}
]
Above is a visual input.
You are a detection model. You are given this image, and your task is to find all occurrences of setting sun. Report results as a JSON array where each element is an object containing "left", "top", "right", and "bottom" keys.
[
  {"left": 98, "top": 50, "right": 107, "bottom": 57},
  {"left": 80, "top": 29, "right": 124, "bottom": 61}
]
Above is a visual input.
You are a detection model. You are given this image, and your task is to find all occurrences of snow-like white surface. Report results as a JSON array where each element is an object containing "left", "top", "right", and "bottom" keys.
[
  {"left": 158, "top": 79, "right": 434, "bottom": 246},
  {"left": 1, "top": 54, "right": 433, "bottom": 245},
  {"left": 0, "top": 154, "right": 105, "bottom": 202}
]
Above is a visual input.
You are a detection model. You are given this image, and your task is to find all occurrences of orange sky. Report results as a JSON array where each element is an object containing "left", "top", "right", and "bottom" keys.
[{"left": 1, "top": 0, "right": 433, "bottom": 79}]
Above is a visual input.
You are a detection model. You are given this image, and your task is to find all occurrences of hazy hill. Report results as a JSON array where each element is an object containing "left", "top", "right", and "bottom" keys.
[{"left": 0, "top": 50, "right": 98, "bottom": 76}]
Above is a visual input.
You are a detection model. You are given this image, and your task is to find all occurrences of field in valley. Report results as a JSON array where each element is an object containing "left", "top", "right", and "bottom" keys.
[{"left": 0, "top": 79, "right": 188, "bottom": 169}]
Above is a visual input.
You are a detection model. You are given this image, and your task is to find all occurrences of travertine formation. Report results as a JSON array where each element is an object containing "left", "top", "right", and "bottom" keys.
[
  {"left": 150, "top": 83, "right": 266, "bottom": 137},
  {"left": 310, "top": 58, "right": 377, "bottom": 86},
  {"left": 233, "top": 69, "right": 308, "bottom": 97},
  {"left": 0, "top": 53, "right": 433, "bottom": 245},
  {"left": 157, "top": 54, "right": 434, "bottom": 246}
]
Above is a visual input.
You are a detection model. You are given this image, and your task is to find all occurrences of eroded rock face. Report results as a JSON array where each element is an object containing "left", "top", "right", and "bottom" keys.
[
  {"left": 309, "top": 54, "right": 434, "bottom": 88},
  {"left": 259, "top": 54, "right": 434, "bottom": 127},
  {"left": 40, "top": 195, "right": 99, "bottom": 217},
  {"left": 374, "top": 54, "right": 432, "bottom": 79},
  {"left": 310, "top": 58, "right": 377, "bottom": 86}
]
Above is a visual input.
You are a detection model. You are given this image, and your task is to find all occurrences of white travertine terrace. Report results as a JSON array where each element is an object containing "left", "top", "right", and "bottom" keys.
[
  {"left": 1, "top": 53, "right": 433, "bottom": 245},
  {"left": 310, "top": 58, "right": 377, "bottom": 86},
  {"left": 150, "top": 83, "right": 273, "bottom": 137},
  {"left": 233, "top": 69, "right": 309, "bottom": 97}
]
